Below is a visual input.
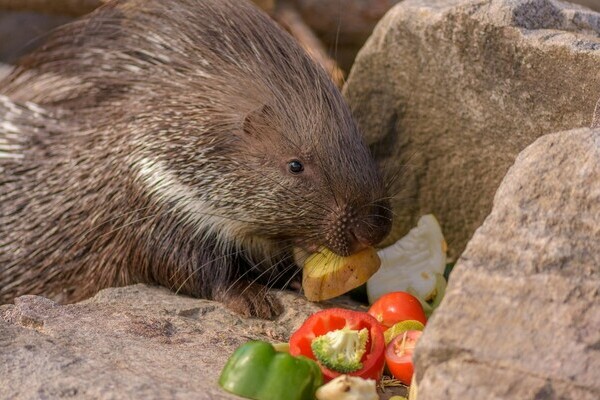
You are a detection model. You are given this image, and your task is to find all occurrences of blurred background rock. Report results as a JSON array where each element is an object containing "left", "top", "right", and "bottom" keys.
[{"left": 1, "top": 0, "right": 598, "bottom": 78}]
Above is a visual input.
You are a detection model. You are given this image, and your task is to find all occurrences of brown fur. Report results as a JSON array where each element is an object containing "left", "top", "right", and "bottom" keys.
[{"left": 0, "top": 0, "right": 391, "bottom": 318}]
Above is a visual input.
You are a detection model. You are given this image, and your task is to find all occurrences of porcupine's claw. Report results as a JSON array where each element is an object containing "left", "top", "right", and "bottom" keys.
[{"left": 213, "top": 281, "right": 283, "bottom": 320}]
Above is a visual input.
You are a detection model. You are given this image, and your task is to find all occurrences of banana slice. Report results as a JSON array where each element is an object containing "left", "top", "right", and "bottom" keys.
[{"left": 302, "top": 247, "right": 381, "bottom": 301}]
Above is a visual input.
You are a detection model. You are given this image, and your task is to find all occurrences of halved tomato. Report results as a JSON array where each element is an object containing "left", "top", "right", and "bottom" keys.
[
  {"left": 385, "top": 329, "right": 422, "bottom": 385},
  {"left": 368, "top": 291, "right": 427, "bottom": 328}
]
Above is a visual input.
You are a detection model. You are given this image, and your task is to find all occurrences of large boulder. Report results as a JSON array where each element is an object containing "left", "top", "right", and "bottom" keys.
[
  {"left": 414, "top": 127, "right": 600, "bottom": 399},
  {"left": 288, "top": 0, "right": 599, "bottom": 71},
  {"left": 344, "top": 0, "right": 600, "bottom": 256}
]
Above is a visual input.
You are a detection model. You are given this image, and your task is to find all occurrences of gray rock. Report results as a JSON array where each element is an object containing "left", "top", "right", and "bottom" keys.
[
  {"left": 344, "top": 0, "right": 600, "bottom": 256},
  {"left": 414, "top": 127, "right": 600, "bottom": 399},
  {"left": 574, "top": 0, "right": 600, "bottom": 12},
  {"left": 0, "top": 285, "right": 406, "bottom": 399},
  {"left": 0, "top": 285, "right": 322, "bottom": 399}
]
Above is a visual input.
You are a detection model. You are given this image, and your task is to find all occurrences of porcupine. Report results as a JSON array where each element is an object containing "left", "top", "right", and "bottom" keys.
[{"left": 0, "top": 0, "right": 392, "bottom": 318}]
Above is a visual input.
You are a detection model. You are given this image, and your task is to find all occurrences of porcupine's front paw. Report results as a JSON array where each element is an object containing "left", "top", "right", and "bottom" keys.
[{"left": 214, "top": 281, "right": 283, "bottom": 319}]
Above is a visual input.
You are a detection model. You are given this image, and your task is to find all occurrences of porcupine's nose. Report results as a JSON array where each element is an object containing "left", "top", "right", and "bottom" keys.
[
  {"left": 327, "top": 199, "right": 392, "bottom": 256},
  {"left": 347, "top": 199, "right": 392, "bottom": 254}
]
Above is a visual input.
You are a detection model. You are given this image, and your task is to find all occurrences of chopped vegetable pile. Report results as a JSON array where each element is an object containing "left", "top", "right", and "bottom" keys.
[{"left": 219, "top": 214, "right": 451, "bottom": 399}]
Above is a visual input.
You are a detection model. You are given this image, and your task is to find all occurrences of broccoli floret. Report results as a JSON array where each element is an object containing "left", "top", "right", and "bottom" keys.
[{"left": 311, "top": 327, "right": 369, "bottom": 373}]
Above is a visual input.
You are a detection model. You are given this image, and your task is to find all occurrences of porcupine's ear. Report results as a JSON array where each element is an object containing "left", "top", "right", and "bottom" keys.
[{"left": 242, "top": 104, "right": 276, "bottom": 138}]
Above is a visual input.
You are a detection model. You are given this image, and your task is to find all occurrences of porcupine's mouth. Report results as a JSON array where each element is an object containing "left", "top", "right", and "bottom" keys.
[
  {"left": 292, "top": 239, "right": 357, "bottom": 260},
  {"left": 291, "top": 241, "right": 321, "bottom": 268},
  {"left": 303, "top": 243, "right": 321, "bottom": 253}
]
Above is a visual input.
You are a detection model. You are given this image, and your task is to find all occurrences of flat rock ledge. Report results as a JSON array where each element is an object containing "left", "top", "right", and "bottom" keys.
[
  {"left": 0, "top": 285, "right": 327, "bottom": 399},
  {"left": 414, "top": 127, "right": 600, "bottom": 400},
  {"left": 0, "top": 285, "right": 406, "bottom": 399}
]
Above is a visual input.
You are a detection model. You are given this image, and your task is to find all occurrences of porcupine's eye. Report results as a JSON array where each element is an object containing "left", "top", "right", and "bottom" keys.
[{"left": 288, "top": 160, "right": 304, "bottom": 174}]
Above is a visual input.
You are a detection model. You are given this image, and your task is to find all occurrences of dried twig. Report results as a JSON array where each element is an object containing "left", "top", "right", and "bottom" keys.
[
  {"left": 0, "top": 0, "right": 276, "bottom": 16},
  {"left": 592, "top": 98, "right": 600, "bottom": 128},
  {"left": 0, "top": 0, "right": 105, "bottom": 16},
  {"left": 274, "top": 2, "right": 345, "bottom": 87}
]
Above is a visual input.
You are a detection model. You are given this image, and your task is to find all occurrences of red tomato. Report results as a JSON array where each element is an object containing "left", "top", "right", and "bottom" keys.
[
  {"left": 289, "top": 308, "right": 385, "bottom": 382},
  {"left": 385, "top": 330, "right": 422, "bottom": 385},
  {"left": 368, "top": 292, "right": 427, "bottom": 328}
]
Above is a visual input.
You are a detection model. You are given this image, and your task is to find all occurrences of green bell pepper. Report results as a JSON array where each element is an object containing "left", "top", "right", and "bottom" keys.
[{"left": 219, "top": 341, "right": 323, "bottom": 400}]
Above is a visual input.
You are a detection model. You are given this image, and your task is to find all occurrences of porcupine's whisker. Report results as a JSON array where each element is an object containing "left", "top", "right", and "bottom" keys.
[
  {"left": 72, "top": 206, "right": 156, "bottom": 246},
  {"left": 174, "top": 246, "right": 246, "bottom": 295},
  {"left": 244, "top": 255, "right": 293, "bottom": 300},
  {"left": 356, "top": 199, "right": 396, "bottom": 220},
  {"left": 81, "top": 196, "right": 321, "bottom": 295},
  {"left": 172, "top": 217, "right": 302, "bottom": 295},
  {"left": 239, "top": 164, "right": 336, "bottom": 216},
  {"left": 257, "top": 251, "right": 302, "bottom": 296},
  {"left": 224, "top": 243, "right": 295, "bottom": 298},
  {"left": 263, "top": 259, "right": 298, "bottom": 292},
  {"left": 381, "top": 153, "right": 421, "bottom": 196},
  {"left": 73, "top": 214, "right": 160, "bottom": 250},
  {"left": 265, "top": 243, "right": 300, "bottom": 280},
  {"left": 77, "top": 205, "right": 284, "bottom": 257}
]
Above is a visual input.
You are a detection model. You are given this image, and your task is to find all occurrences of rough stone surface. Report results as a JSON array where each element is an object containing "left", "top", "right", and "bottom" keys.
[
  {"left": 290, "top": 0, "right": 599, "bottom": 70},
  {"left": 0, "top": 285, "right": 314, "bottom": 399},
  {"left": 344, "top": 0, "right": 600, "bottom": 256},
  {"left": 593, "top": 97, "right": 600, "bottom": 127},
  {"left": 414, "top": 127, "right": 600, "bottom": 399},
  {"left": 0, "top": 285, "right": 405, "bottom": 399},
  {"left": 576, "top": 0, "right": 600, "bottom": 11}
]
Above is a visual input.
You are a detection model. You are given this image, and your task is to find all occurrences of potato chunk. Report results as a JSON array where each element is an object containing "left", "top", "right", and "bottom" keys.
[{"left": 303, "top": 247, "right": 381, "bottom": 301}]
